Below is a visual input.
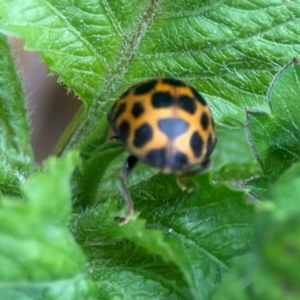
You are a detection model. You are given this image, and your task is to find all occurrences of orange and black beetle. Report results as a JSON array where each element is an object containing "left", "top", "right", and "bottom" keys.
[{"left": 108, "top": 78, "right": 217, "bottom": 224}]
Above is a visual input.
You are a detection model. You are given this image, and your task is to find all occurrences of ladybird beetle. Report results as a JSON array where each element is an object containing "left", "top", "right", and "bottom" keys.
[{"left": 108, "top": 78, "right": 217, "bottom": 225}]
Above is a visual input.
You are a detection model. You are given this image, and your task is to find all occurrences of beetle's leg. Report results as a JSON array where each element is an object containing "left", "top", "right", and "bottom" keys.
[
  {"left": 116, "top": 155, "right": 138, "bottom": 225},
  {"left": 176, "top": 159, "right": 211, "bottom": 192}
]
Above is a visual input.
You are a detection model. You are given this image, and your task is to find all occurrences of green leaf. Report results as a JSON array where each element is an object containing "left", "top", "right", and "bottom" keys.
[
  {"left": 0, "top": 152, "right": 97, "bottom": 300},
  {"left": 213, "top": 162, "right": 300, "bottom": 300},
  {"left": 212, "top": 128, "right": 261, "bottom": 182},
  {"left": 3, "top": 1, "right": 300, "bottom": 298},
  {"left": 0, "top": 34, "right": 34, "bottom": 196},
  {"left": 73, "top": 173, "right": 254, "bottom": 299},
  {"left": 73, "top": 141, "right": 124, "bottom": 208},
  {"left": 1, "top": 1, "right": 300, "bottom": 150},
  {"left": 270, "top": 161, "right": 300, "bottom": 216},
  {"left": 246, "top": 176, "right": 270, "bottom": 200},
  {"left": 252, "top": 163, "right": 300, "bottom": 299},
  {"left": 77, "top": 114, "right": 110, "bottom": 162},
  {"left": 247, "top": 58, "right": 300, "bottom": 197},
  {"left": 24, "top": 153, "right": 79, "bottom": 225}
]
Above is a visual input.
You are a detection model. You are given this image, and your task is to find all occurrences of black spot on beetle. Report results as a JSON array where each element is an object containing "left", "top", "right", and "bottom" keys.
[
  {"left": 158, "top": 118, "right": 189, "bottom": 140},
  {"left": 133, "top": 123, "right": 153, "bottom": 148},
  {"left": 162, "top": 78, "right": 186, "bottom": 87},
  {"left": 200, "top": 112, "right": 209, "bottom": 130},
  {"left": 133, "top": 79, "right": 157, "bottom": 95},
  {"left": 131, "top": 102, "right": 144, "bottom": 118},
  {"left": 178, "top": 95, "right": 196, "bottom": 114},
  {"left": 170, "top": 151, "right": 189, "bottom": 170},
  {"left": 118, "top": 121, "right": 130, "bottom": 144},
  {"left": 191, "top": 87, "right": 207, "bottom": 106},
  {"left": 190, "top": 131, "right": 203, "bottom": 158},
  {"left": 114, "top": 102, "right": 127, "bottom": 121},
  {"left": 145, "top": 148, "right": 167, "bottom": 169},
  {"left": 151, "top": 92, "right": 173, "bottom": 108}
]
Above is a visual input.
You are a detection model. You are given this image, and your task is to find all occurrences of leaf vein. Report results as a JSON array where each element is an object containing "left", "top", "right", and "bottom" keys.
[{"left": 42, "top": 0, "right": 108, "bottom": 68}]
